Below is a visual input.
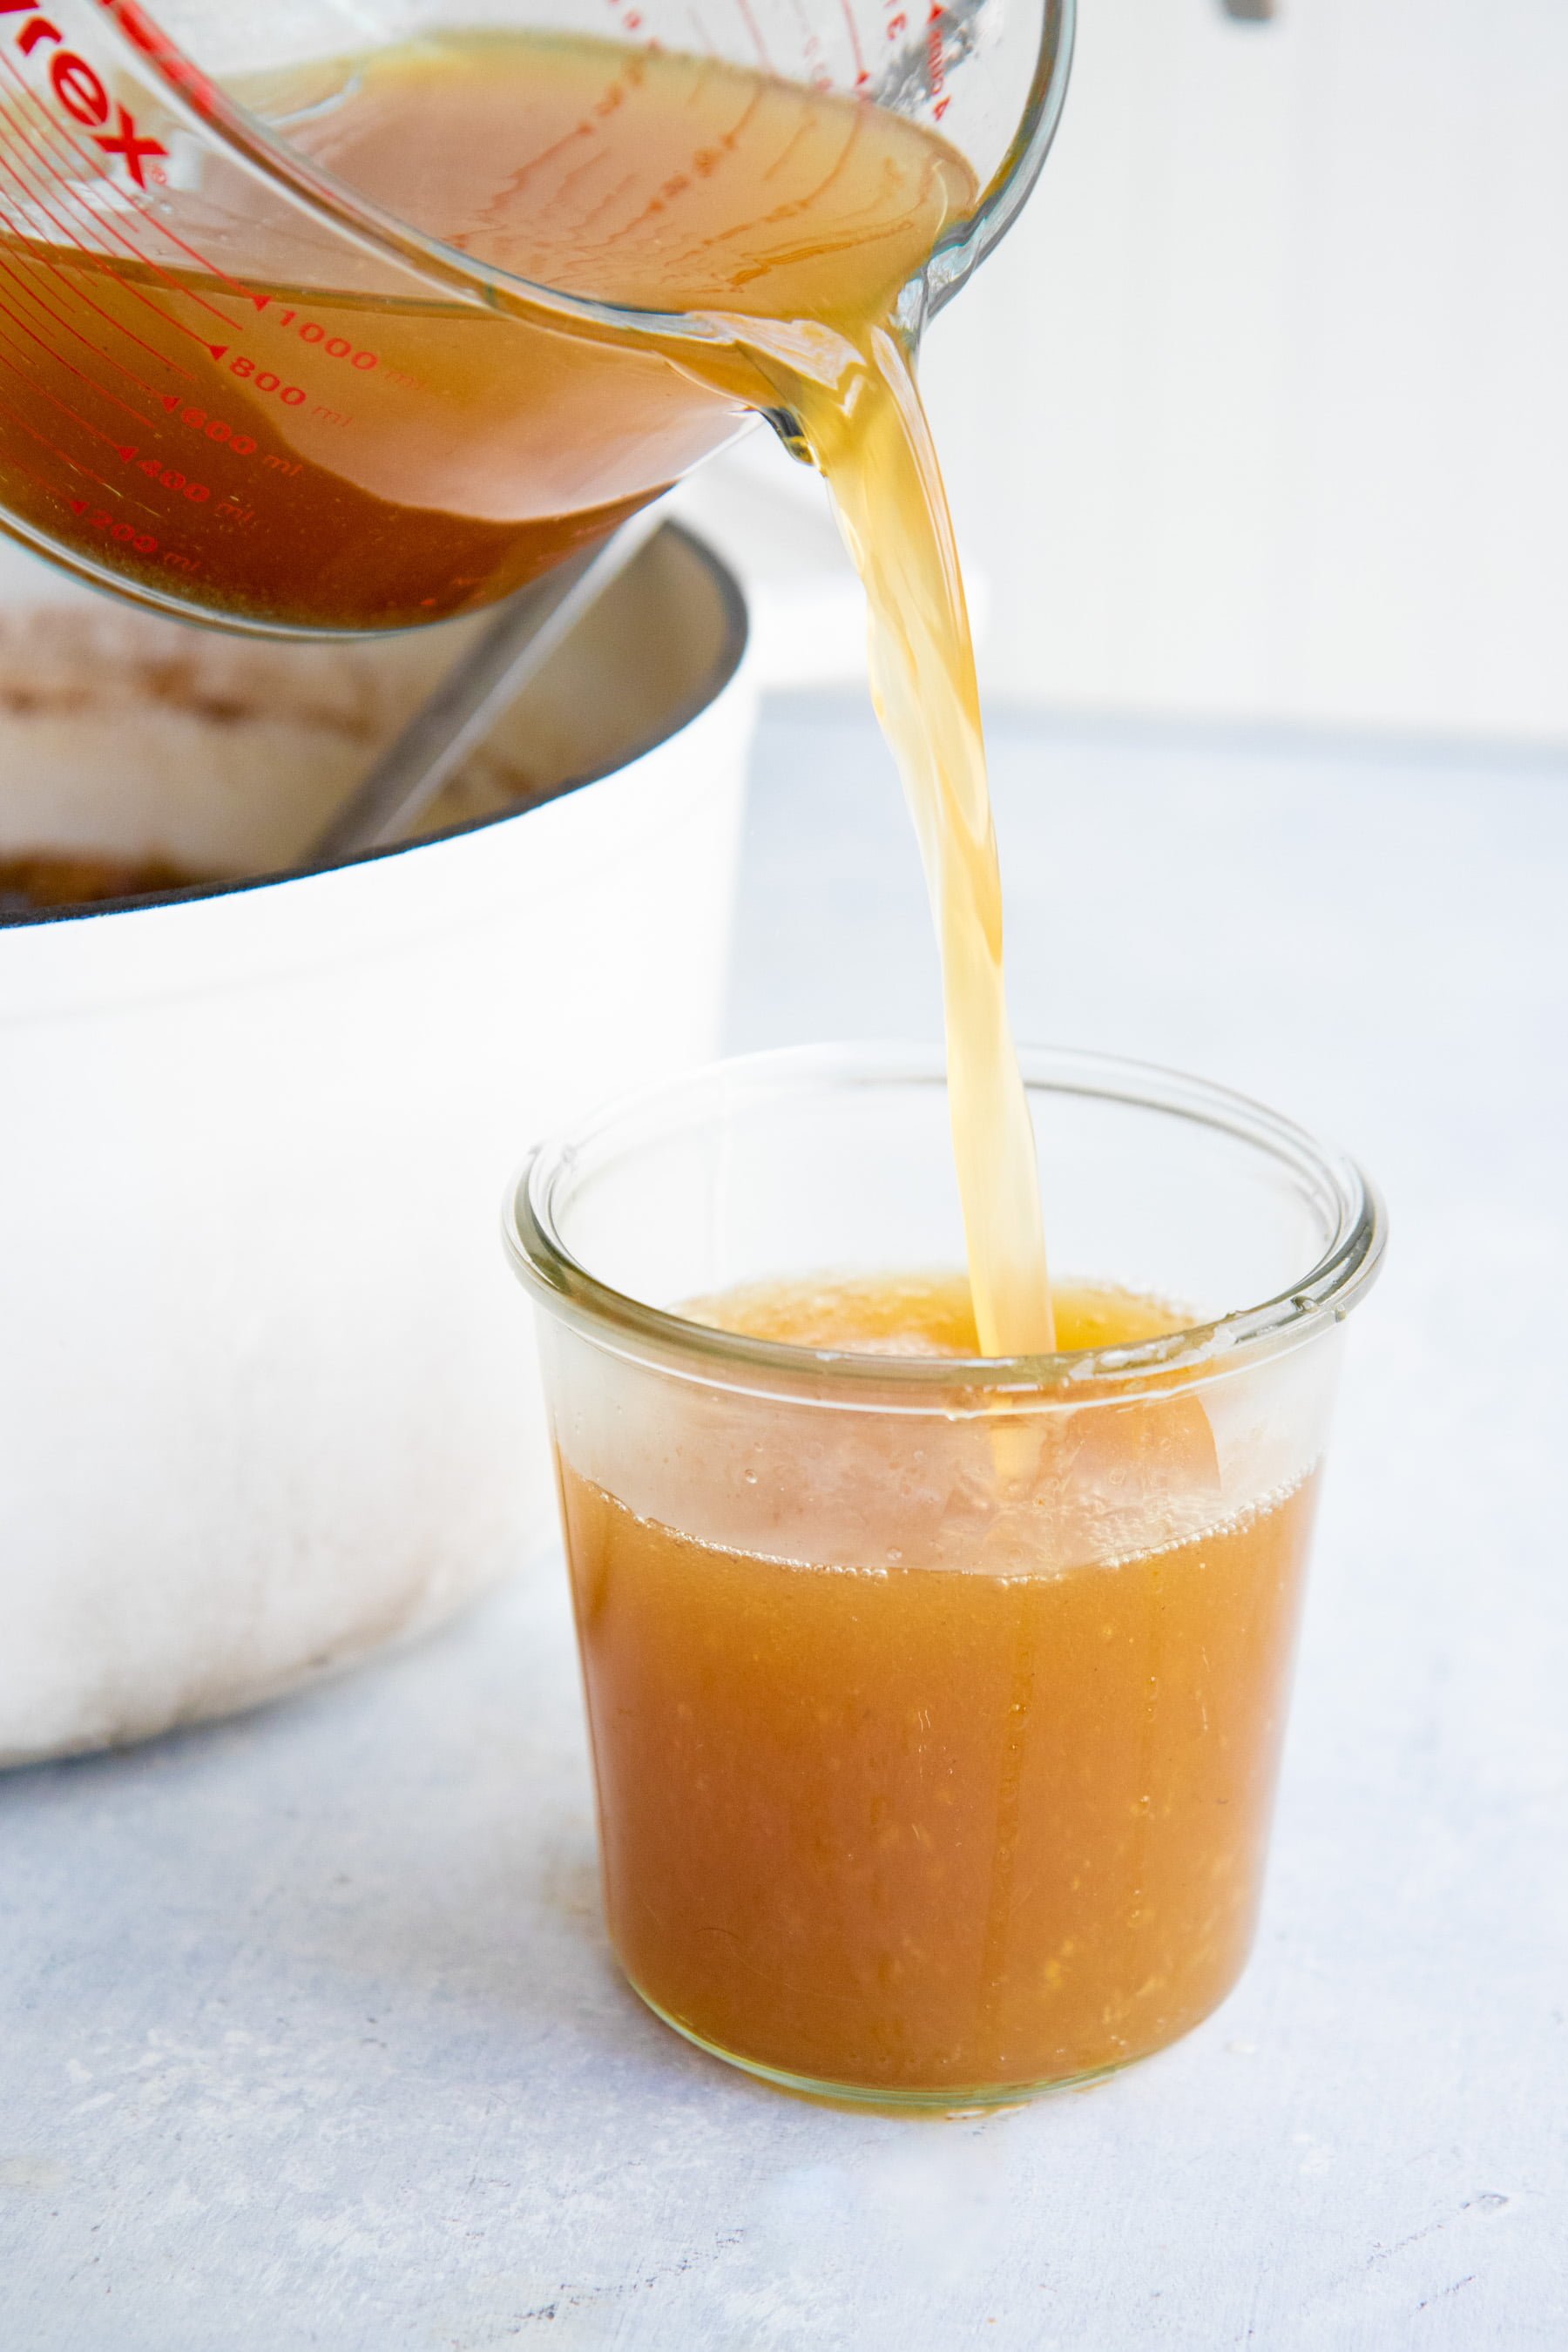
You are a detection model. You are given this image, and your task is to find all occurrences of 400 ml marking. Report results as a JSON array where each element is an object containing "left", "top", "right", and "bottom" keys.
[{"left": 125, "top": 447, "right": 212, "bottom": 500}]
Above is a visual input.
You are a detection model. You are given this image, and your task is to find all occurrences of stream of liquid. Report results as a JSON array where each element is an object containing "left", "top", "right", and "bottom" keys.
[{"left": 266, "top": 32, "right": 1057, "bottom": 1351}]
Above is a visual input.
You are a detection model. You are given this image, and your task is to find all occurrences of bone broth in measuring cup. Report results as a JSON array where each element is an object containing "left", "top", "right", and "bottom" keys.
[
  {"left": 0, "top": 14, "right": 1045, "bottom": 636},
  {"left": 8, "top": 33, "right": 970, "bottom": 630}
]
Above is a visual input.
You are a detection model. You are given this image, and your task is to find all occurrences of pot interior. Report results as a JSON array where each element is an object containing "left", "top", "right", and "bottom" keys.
[{"left": 0, "top": 524, "right": 745, "bottom": 920}]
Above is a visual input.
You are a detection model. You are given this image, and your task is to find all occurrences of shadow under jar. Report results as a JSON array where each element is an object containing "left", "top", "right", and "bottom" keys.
[{"left": 505, "top": 1044, "right": 1384, "bottom": 2108}]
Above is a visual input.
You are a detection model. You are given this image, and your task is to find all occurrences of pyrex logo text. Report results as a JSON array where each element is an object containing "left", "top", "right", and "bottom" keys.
[{"left": 0, "top": 1, "right": 167, "bottom": 186}]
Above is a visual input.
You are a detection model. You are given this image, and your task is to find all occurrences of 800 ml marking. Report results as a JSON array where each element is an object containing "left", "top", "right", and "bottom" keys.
[{"left": 227, "top": 355, "right": 307, "bottom": 406}]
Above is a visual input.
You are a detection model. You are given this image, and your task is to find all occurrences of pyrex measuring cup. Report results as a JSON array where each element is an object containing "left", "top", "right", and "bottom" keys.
[{"left": 0, "top": 0, "right": 1072, "bottom": 636}]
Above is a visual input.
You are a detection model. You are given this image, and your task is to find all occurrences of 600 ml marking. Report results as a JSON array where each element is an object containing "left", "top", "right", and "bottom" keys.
[{"left": 161, "top": 395, "right": 258, "bottom": 456}]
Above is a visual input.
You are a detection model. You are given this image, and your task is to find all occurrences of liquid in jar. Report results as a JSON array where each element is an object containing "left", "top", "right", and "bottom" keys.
[{"left": 558, "top": 1277, "right": 1318, "bottom": 2099}]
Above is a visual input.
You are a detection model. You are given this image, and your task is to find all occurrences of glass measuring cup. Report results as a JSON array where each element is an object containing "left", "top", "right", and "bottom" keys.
[{"left": 0, "top": 0, "right": 1072, "bottom": 636}]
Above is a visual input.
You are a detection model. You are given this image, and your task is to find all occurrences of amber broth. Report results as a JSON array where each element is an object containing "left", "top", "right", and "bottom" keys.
[{"left": 561, "top": 1277, "right": 1317, "bottom": 2095}]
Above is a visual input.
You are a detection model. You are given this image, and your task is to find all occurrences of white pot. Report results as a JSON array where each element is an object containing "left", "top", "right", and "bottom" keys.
[{"left": 0, "top": 527, "right": 753, "bottom": 1765}]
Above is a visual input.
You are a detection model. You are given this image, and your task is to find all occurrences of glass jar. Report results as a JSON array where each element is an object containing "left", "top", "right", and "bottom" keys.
[{"left": 505, "top": 1044, "right": 1385, "bottom": 2107}]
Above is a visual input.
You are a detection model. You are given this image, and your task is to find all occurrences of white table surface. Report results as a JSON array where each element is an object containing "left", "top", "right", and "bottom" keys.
[{"left": 3, "top": 700, "right": 1565, "bottom": 2349}]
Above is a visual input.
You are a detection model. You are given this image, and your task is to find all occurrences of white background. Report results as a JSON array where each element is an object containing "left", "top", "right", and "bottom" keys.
[
  {"left": 919, "top": 0, "right": 1568, "bottom": 743},
  {"left": 691, "top": 0, "right": 1568, "bottom": 745}
]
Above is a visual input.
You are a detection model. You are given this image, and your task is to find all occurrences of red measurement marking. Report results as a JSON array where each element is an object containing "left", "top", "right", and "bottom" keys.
[
  {"left": 0, "top": 376, "right": 118, "bottom": 494},
  {"left": 64, "top": 495, "right": 160, "bottom": 555},
  {"left": 840, "top": 0, "right": 869, "bottom": 88},
  {"left": 0, "top": 273, "right": 153, "bottom": 427},
  {"left": 731, "top": 0, "right": 774, "bottom": 73},
  {"left": 71, "top": 152, "right": 268, "bottom": 310},
  {"left": 0, "top": 102, "right": 199, "bottom": 381},
  {"left": 0, "top": 5, "right": 167, "bottom": 188},
  {"left": 926, "top": 3, "right": 949, "bottom": 115},
  {"left": 0, "top": 231, "right": 174, "bottom": 416},
  {"left": 66, "top": 249, "right": 214, "bottom": 364},
  {"left": 0, "top": 71, "right": 240, "bottom": 357},
  {"left": 0, "top": 53, "right": 132, "bottom": 243},
  {"left": 0, "top": 211, "right": 194, "bottom": 396},
  {"left": 0, "top": 72, "right": 236, "bottom": 367},
  {"left": 3, "top": 443, "right": 64, "bottom": 503},
  {"left": 93, "top": 0, "right": 214, "bottom": 112},
  {"left": 269, "top": 308, "right": 379, "bottom": 371},
  {"left": 0, "top": 318, "right": 145, "bottom": 460},
  {"left": 130, "top": 451, "right": 211, "bottom": 503},
  {"left": 160, "top": 395, "right": 257, "bottom": 457},
  {"left": 1, "top": 22, "right": 268, "bottom": 312},
  {"left": 91, "top": 107, "right": 165, "bottom": 188},
  {"left": 781, "top": 0, "right": 833, "bottom": 91},
  {"left": 0, "top": 224, "right": 189, "bottom": 398},
  {"left": 0, "top": 89, "right": 129, "bottom": 269},
  {"left": 0, "top": 54, "right": 245, "bottom": 333},
  {"left": 226, "top": 352, "right": 306, "bottom": 406},
  {"left": 0, "top": 302, "right": 90, "bottom": 398}
]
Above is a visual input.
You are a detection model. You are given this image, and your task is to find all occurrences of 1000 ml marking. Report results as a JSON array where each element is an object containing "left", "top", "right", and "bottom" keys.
[{"left": 267, "top": 308, "right": 379, "bottom": 370}]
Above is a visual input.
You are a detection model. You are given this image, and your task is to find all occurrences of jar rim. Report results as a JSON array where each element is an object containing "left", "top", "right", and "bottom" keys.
[{"left": 503, "top": 1043, "right": 1386, "bottom": 1399}]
